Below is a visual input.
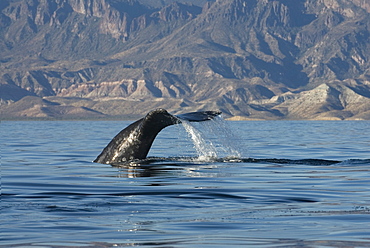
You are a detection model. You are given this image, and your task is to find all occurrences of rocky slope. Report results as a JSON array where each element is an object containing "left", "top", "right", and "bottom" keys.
[{"left": 1, "top": 0, "right": 370, "bottom": 120}]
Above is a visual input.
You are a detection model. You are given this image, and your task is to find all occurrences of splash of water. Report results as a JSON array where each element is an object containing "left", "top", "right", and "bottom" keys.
[
  {"left": 181, "top": 116, "right": 242, "bottom": 161},
  {"left": 181, "top": 121, "right": 217, "bottom": 161}
]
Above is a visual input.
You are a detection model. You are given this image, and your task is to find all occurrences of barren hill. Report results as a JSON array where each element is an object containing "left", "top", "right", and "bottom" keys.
[{"left": 1, "top": 0, "right": 370, "bottom": 120}]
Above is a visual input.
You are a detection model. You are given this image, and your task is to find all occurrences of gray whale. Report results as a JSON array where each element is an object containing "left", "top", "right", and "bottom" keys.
[{"left": 94, "top": 109, "right": 221, "bottom": 164}]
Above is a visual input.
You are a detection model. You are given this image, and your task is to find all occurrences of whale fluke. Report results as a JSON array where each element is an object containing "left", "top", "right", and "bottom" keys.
[
  {"left": 176, "top": 111, "right": 221, "bottom": 122},
  {"left": 94, "top": 109, "right": 221, "bottom": 164}
]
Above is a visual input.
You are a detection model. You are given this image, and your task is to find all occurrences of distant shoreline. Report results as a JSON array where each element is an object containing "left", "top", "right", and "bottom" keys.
[{"left": 1, "top": 116, "right": 368, "bottom": 121}]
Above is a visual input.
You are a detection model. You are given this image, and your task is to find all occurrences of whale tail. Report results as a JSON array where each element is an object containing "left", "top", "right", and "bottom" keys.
[
  {"left": 176, "top": 111, "right": 222, "bottom": 122},
  {"left": 94, "top": 109, "right": 221, "bottom": 164}
]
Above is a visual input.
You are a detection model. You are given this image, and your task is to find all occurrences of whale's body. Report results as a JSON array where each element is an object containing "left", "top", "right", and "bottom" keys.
[{"left": 94, "top": 109, "right": 221, "bottom": 164}]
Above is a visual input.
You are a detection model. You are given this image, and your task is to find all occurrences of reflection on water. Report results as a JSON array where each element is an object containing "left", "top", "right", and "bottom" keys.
[
  {"left": 112, "top": 157, "right": 346, "bottom": 178},
  {"left": 1, "top": 120, "right": 370, "bottom": 247}
]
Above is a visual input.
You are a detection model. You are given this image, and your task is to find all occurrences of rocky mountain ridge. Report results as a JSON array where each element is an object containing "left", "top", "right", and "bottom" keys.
[{"left": 1, "top": 0, "right": 370, "bottom": 120}]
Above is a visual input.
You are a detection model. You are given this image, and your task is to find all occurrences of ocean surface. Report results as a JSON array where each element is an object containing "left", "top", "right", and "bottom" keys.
[{"left": 1, "top": 119, "right": 370, "bottom": 247}]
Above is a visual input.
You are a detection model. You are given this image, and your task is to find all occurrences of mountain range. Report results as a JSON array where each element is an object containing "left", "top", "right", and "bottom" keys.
[{"left": 1, "top": 0, "right": 370, "bottom": 120}]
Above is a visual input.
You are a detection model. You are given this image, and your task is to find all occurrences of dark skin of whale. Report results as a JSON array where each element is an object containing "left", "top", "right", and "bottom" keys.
[{"left": 94, "top": 109, "right": 222, "bottom": 164}]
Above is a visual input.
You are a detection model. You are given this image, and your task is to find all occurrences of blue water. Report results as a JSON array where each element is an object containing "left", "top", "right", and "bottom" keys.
[{"left": 1, "top": 120, "right": 370, "bottom": 247}]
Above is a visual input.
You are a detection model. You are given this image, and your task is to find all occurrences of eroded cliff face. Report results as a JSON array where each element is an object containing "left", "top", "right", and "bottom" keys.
[{"left": 1, "top": 0, "right": 370, "bottom": 120}]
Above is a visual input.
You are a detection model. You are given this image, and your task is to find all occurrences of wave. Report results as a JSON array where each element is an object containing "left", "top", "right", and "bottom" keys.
[{"left": 111, "top": 157, "right": 370, "bottom": 167}]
